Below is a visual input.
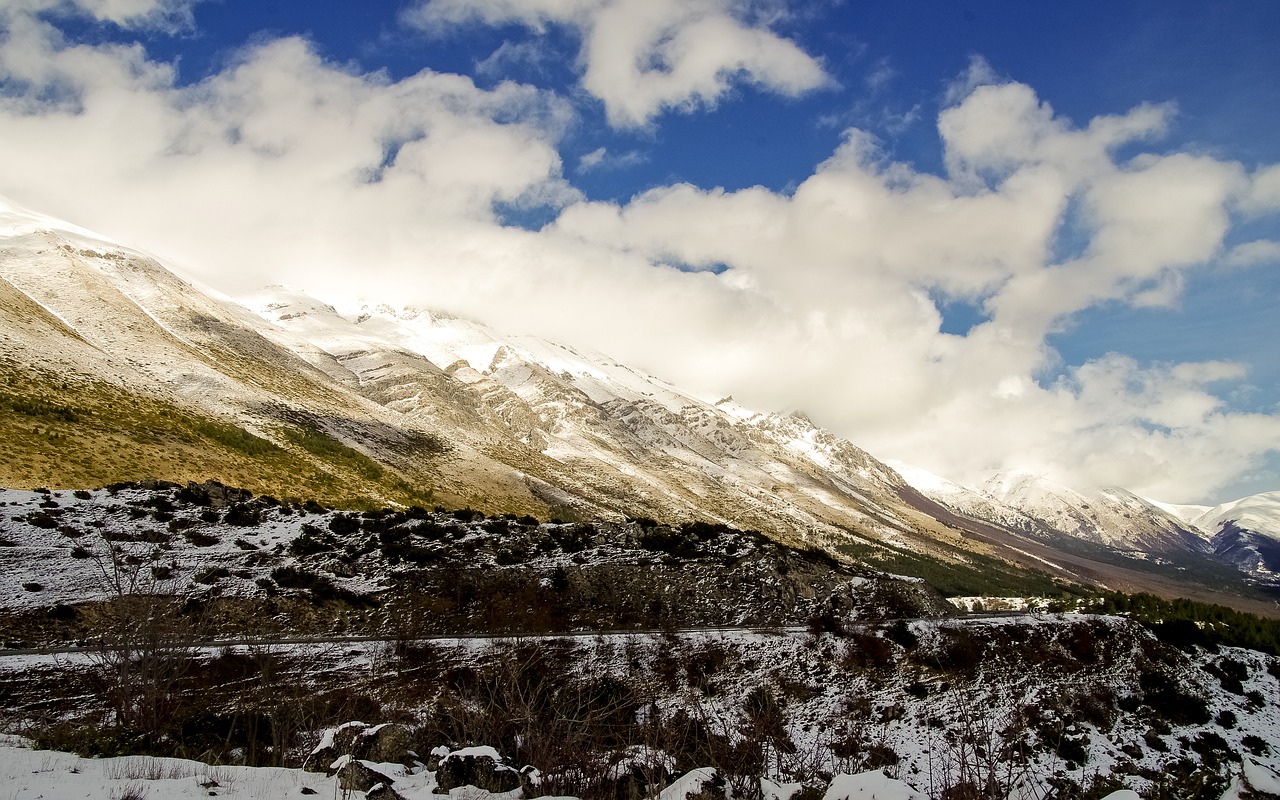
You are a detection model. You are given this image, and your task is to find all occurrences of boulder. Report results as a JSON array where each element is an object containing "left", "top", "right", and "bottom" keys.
[
  {"left": 433, "top": 746, "right": 521, "bottom": 794},
  {"left": 332, "top": 756, "right": 396, "bottom": 793},
  {"left": 366, "top": 783, "right": 409, "bottom": 800},
  {"left": 659, "top": 768, "right": 727, "bottom": 800},
  {"left": 305, "top": 721, "right": 418, "bottom": 772},
  {"left": 304, "top": 721, "right": 369, "bottom": 772},
  {"left": 360, "top": 723, "right": 416, "bottom": 765}
]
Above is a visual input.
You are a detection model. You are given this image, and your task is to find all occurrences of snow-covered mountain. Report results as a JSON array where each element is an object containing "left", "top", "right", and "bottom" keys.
[
  {"left": 4, "top": 195, "right": 1280, "bottom": 602},
  {"left": 978, "top": 470, "right": 1211, "bottom": 554},
  {"left": 0, "top": 196, "right": 980, "bottom": 561},
  {"left": 889, "top": 459, "right": 1280, "bottom": 587},
  {"left": 246, "top": 286, "right": 959, "bottom": 551},
  {"left": 1177, "top": 492, "right": 1280, "bottom": 581}
]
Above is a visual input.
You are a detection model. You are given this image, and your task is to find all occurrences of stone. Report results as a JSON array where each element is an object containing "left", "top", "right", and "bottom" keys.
[
  {"left": 433, "top": 746, "right": 521, "bottom": 794},
  {"left": 333, "top": 757, "right": 396, "bottom": 793},
  {"left": 366, "top": 783, "right": 409, "bottom": 800},
  {"left": 304, "top": 721, "right": 369, "bottom": 773},
  {"left": 359, "top": 722, "right": 416, "bottom": 765}
]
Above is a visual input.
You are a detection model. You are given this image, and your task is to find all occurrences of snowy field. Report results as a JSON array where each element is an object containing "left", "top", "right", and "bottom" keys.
[{"left": 7, "top": 738, "right": 1266, "bottom": 800}]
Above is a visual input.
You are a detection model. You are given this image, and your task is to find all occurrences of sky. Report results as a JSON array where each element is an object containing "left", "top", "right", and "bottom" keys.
[{"left": 0, "top": 0, "right": 1278, "bottom": 505}]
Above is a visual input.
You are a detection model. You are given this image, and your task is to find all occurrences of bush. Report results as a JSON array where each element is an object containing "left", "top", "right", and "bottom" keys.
[
  {"left": 223, "top": 504, "right": 261, "bottom": 527},
  {"left": 1139, "top": 669, "right": 1210, "bottom": 725},
  {"left": 329, "top": 514, "right": 361, "bottom": 536},
  {"left": 194, "top": 567, "right": 230, "bottom": 585},
  {"left": 290, "top": 525, "right": 337, "bottom": 556},
  {"left": 183, "top": 529, "right": 220, "bottom": 547},
  {"left": 1242, "top": 734, "right": 1269, "bottom": 756},
  {"left": 886, "top": 620, "right": 919, "bottom": 650}
]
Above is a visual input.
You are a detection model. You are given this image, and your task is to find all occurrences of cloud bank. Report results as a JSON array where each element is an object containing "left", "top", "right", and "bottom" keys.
[{"left": 0, "top": 7, "right": 1278, "bottom": 503}]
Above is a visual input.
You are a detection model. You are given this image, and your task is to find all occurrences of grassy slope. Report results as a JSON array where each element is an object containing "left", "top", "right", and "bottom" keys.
[{"left": 0, "top": 359, "right": 434, "bottom": 509}]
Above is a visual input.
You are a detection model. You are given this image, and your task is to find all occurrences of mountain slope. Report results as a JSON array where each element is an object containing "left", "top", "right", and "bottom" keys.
[
  {"left": 249, "top": 290, "right": 974, "bottom": 553},
  {"left": 980, "top": 470, "right": 1211, "bottom": 554},
  {"left": 1189, "top": 492, "right": 1280, "bottom": 583},
  {"left": 0, "top": 198, "right": 534, "bottom": 511},
  {"left": 4, "top": 197, "right": 1280, "bottom": 611}
]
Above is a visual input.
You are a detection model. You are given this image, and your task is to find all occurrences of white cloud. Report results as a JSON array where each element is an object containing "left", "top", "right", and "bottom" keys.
[
  {"left": 1224, "top": 239, "right": 1280, "bottom": 268},
  {"left": 474, "top": 40, "right": 551, "bottom": 79},
  {"left": 407, "top": 0, "right": 829, "bottom": 127},
  {"left": 1, "top": 0, "right": 201, "bottom": 31},
  {"left": 577, "top": 146, "right": 608, "bottom": 172},
  {"left": 575, "top": 146, "right": 646, "bottom": 173},
  {"left": 0, "top": 7, "right": 1278, "bottom": 503},
  {"left": 1240, "top": 162, "right": 1280, "bottom": 214}
]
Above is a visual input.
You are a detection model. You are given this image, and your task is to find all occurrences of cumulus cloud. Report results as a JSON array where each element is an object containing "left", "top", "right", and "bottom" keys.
[
  {"left": 406, "top": 0, "right": 829, "bottom": 127},
  {"left": 0, "top": 7, "right": 1278, "bottom": 503}
]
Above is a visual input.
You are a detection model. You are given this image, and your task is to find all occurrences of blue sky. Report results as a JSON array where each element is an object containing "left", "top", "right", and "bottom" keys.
[{"left": 1, "top": 0, "right": 1278, "bottom": 503}]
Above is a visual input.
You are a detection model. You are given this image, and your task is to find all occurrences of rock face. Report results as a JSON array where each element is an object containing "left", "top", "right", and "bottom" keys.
[{"left": 433, "top": 746, "right": 521, "bottom": 794}]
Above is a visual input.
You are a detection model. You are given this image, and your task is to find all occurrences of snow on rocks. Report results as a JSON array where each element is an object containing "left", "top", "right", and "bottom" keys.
[
  {"left": 658, "top": 767, "right": 725, "bottom": 800},
  {"left": 434, "top": 745, "right": 521, "bottom": 794},
  {"left": 823, "top": 771, "right": 927, "bottom": 800}
]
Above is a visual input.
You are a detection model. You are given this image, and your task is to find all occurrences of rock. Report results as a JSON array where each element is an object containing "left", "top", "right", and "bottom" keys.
[
  {"left": 433, "top": 746, "right": 521, "bottom": 794},
  {"left": 304, "top": 721, "right": 369, "bottom": 772},
  {"left": 306, "top": 721, "right": 418, "bottom": 772},
  {"left": 366, "top": 783, "right": 409, "bottom": 800},
  {"left": 359, "top": 723, "right": 416, "bottom": 766},
  {"left": 426, "top": 745, "right": 450, "bottom": 771},
  {"left": 332, "top": 756, "right": 396, "bottom": 793},
  {"left": 659, "top": 768, "right": 727, "bottom": 800}
]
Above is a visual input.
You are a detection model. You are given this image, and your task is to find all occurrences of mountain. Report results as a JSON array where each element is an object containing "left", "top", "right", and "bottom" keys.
[
  {"left": 0, "top": 197, "right": 533, "bottom": 511},
  {"left": 3, "top": 196, "right": 1280, "bottom": 612},
  {"left": 246, "top": 287, "right": 977, "bottom": 554},
  {"left": 0, "top": 196, "right": 986, "bottom": 560},
  {"left": 1184, "top": 492, "right": 1280, "bottom": 582},
  {"left": 979, "top": 470, "right": 1211, "bottom": 555}
]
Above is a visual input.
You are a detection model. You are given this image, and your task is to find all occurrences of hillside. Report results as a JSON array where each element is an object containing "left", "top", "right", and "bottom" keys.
[{"left": 3, "top": 196, "right": 1280, "bottom": 615}]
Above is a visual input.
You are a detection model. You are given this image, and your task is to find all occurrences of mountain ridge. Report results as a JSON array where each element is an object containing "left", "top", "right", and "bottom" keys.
[{"left": 2, "top": 197, "right": 1279, "bottom": 614}]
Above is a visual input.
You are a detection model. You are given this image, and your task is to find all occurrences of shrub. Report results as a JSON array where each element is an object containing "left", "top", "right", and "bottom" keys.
[
  {"left": 223, "top": 504, "right": 261, "bottom": 527},
  {"left": 885, "top": 620, "right": 918, "bottom": 650},
  {"left": 290, "top": 525, "right": 337, "bottom": 556},
  {"left": 1138, "top": 669, "right": 1210, "bottom": 725},
  {"left": 182, "top": 529, "right": 220, "bottom": 547},
  {"left": 1242, "top": 734, "right": 1269, "bottom": 756},
  {"left": 194, "top": 567, "right": 230, "bottom": 585},
  {"left": 329, "top": 514, "right": 361, "bottom": 536}
]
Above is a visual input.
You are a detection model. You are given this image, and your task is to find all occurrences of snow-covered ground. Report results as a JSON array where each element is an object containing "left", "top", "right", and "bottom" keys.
[{"left": 0, "top": 738, "right": 1275, "bottom": 800}]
